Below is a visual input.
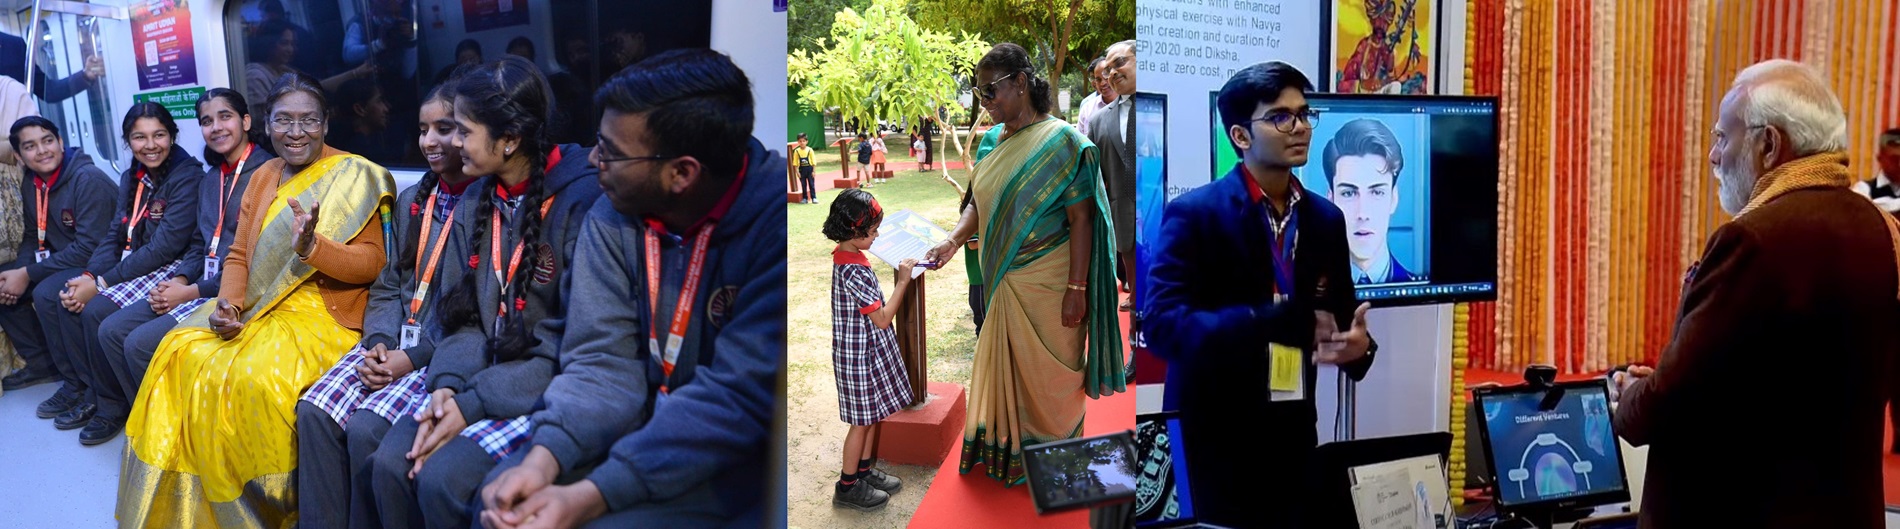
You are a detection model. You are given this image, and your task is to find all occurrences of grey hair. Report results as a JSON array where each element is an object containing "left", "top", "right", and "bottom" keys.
[{"left": 1730, "top": 59, "right": 1847, "bottom": 156}]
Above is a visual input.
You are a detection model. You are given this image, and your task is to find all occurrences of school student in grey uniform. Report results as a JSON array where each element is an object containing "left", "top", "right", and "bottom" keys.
[
  {"left": 95, "top": 90, "right": 274, "bottom": 444},
  {"left": 477, "top": 48, "right": 782, "bottom": 529},
  {"left": 295, "top": 83, "right": 476, "bottom": 529},
  {"left": 0, "top": 117, "right": 116, "bottom": 414},
  {"left": 363, "top": 56, "right": 602, "bottom": 529},
  {"left": 52, "top": 103, "right": 205, "bottom": 444}
]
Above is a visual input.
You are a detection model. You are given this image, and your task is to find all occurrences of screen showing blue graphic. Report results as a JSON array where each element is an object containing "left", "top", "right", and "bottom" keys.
[
  {"left": 1135, "top": 93, "right": 1167, "bottom": 315},
  {"left": 1476, "top": 381, "right": 1628, "bottom": 509}
]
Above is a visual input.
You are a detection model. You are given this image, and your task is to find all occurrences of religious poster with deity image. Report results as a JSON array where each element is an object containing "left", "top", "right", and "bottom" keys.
[{"left": 1330, "top": 0, "right": 1435, "bottom": 95}]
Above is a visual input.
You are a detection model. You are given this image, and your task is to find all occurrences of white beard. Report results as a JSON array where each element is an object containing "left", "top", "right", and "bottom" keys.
[{"left": 1715, "top": 160, "right": 1759, "bottom": 216}]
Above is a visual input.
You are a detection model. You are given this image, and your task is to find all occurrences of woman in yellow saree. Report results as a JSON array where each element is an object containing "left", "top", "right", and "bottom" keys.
[
  {"left": 924, "top": 43, "right": 1126, "bottom": 486},
  {"left": 116, "top": 73, "right": 396, "bottom": 528}
]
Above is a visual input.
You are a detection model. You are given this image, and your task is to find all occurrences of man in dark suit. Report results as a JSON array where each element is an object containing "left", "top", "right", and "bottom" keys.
[
  {"left": 1854, "top": 128, "right": 1900, "bottom": 215},
  {"left": 1613, "top": 59, "right": 1900, "bottom": 529},
  {"left": 1146, "top": 61, "right": 1377, "bottom": 529},
  {"left": 1088, "top": 40, "right": 1136, "bottom": 310},
  {"left": 0, "top": 31, "right": 103, "bottom": 104}
]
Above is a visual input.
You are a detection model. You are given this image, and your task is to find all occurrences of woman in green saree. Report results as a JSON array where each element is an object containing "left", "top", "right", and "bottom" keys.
[{"left": 923, "top": 43, "right": 1126, "bottom": 486}]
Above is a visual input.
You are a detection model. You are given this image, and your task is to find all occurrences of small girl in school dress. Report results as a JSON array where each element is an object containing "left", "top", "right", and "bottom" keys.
[{"left": 825, "top": 188, "right": 915, "bottom": 512}]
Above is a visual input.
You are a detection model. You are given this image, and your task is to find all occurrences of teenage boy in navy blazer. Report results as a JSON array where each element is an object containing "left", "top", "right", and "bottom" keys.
[{"left": 1144, "top": 61, "right": 1378, "bottom": 529}]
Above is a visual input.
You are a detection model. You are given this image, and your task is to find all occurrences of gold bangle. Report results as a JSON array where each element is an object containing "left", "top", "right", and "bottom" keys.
[{"left": 1066, "top": 284, "right": 1087, "bottom": 291}]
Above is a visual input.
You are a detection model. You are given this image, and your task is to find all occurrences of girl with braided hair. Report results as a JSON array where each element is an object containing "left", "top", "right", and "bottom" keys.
[{"left": 364, "top": 55, "right": 602, "bottom": 529}]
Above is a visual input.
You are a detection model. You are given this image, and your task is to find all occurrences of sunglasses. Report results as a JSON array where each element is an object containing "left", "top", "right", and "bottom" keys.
[{"left": 977, "top": 72, "right": 1018, "bottom": 102}]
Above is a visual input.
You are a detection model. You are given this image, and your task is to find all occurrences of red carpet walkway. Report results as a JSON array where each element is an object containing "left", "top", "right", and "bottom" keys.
[{"left": 906, "top": 300, "right": 1136, "bottom": 529}]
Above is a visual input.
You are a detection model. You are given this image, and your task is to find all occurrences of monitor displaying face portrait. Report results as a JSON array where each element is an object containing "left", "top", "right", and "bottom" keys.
[
  {"left": 1206, "top": 93, "right": 1500, "bottom": 307},
  {"left": 1473, "top": 380, "right": 1631, "bottom": 512}
]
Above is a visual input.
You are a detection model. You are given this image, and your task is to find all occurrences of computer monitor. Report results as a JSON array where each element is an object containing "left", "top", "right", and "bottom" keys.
[
  {"left": 1023, "top": 431, "right": 1139, "bottom": 515},
  {"left": 1208, "top": 93, "right": 1500, "bottom": 307},
  {"left": 1134, "top": 92, "right": 1168, "bottom": 316},
  {"left": 1135, "top": 411, "right": 1194, "bottom": 528},
  {"left": 1473, "top": 380, "right": 1632, "bottom": 513}
]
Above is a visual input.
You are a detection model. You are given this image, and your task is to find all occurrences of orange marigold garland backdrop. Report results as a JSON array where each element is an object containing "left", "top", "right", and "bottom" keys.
[{"left": 1459, "top": 0, "right": 1894, "bottom": 372}]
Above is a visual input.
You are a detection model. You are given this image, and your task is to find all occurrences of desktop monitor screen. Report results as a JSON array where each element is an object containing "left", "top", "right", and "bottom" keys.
[
  {"left": 1473, "top": 380, "right": 1632, "bottom": 512},
  {"left": 1134, "top": 92, "right": 1167, "bottom": 315},
  {"left": 1209, "top": 93, "right": 1499, "bottom": 307}
]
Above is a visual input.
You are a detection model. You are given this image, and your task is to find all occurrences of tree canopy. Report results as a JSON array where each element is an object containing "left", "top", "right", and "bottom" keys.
[{"left": 910, "top": 0, "right": 1134, "bottom": 95}]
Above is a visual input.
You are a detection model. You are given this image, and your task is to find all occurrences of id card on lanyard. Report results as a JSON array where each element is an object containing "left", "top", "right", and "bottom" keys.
[
  {"left": 489, "top": 198, "right": 555, "bottom": 338},
  {"left": 405, "top": 190, "right": 456, "bottom": 349},
  {"left": 206, "top": 146, "right": 253, "bottom": 281},
  {"left": 1265, "top": 203, "right": 1304, "bottom": 402},
  {"left": 33, "top": 166, "right": 60, "bottom": 263},
  {"left": 122, "top": 169, "right": 151, "bottom": 260},
  {"left": 648, "top": 225, "right": 714, "bottom": 395}
]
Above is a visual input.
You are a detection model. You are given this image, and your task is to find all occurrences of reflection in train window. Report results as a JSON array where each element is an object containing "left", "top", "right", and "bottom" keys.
[{"left": 224, "top": 0, "right": 710, "bottom": 171}]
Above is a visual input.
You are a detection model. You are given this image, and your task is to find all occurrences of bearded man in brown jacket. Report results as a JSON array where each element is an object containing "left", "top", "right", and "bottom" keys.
[{"left": 1613, "top": 59, "right": 1900, "bottom": 529}]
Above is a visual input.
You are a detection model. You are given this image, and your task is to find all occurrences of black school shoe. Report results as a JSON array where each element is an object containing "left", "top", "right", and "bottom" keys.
[
  {"left": 35, "top": 385, "right": 80, "bottom": 418},
  {"left": 833, "top": 480, "right": 890, "bottom": 512},
  {"left": 3, "top": 368, "right": 57, "bottom": 391},
  {"left": 54, "top": 402, "right": 96, "bottom": 430},
  {"left": 861, "top": 468, "right": 902, "bottom": 494},
  {"left": 80, "top": 416, "right": 123, "bottom": 445}
]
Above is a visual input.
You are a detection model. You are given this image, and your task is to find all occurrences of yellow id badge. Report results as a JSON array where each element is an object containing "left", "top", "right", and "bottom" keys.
[{"left": 1270, "top": 343, "right": 1302, "bottom": 392}]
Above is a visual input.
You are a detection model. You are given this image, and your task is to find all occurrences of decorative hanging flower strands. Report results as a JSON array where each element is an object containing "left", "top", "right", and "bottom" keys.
[{"left": 1449, "top": 302, "right": 1470, "bottom": 508}]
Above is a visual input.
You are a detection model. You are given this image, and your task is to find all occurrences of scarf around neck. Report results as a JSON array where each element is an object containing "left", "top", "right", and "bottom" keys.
[{"left": 1738, "top": 151, "right": 1900, "bottom": 299}]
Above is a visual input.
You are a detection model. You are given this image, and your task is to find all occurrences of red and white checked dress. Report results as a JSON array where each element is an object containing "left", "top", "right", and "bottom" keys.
[{"left": 831, "top": 249, "right": 912, "bottom": 425}]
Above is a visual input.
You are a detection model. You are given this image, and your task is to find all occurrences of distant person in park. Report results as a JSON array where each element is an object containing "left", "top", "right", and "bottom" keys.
[
  {"left": 1322, "top": 118, "right": 1420, "bottom": 284},
  {"left": 1612, "top": 59, "right": 1900, "bottom": 529},
  {"left": 823, "top": 188, "right": 914, "bottom": 512},
  {"left": 868, "top": 134, "right": 888, "bottom": 184},
  {"left": 1145, "top": 62, "right": 1378, "bottom": 528},
  {"left": 922, "top": 42, "right": 1125, "bottom": 486},
  {"left": 794, "top": 133, "right": 819, "bottom": 204},
  {"left": 854, "top": 132, "right": 873, "bottom": 187}
]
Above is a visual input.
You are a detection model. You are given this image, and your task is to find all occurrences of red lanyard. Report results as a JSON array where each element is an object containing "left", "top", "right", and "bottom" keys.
[
  {"left": 33, "top": 165, "right": 60, "bottom": 252},
  {"left": 210, "top": 144, "right": 254, "bottom": 256},
  {"left": 123, "top": 168, "right": 150, "bottom": 255},
  {"left": 490, "top": 197, "right": 555, "bottom": 321},
  {"left": 647, "top": 223, "right": 715, "bottom": 394},
  {"left": 408, "top": 187, "right": 456, "bottom": 324}
]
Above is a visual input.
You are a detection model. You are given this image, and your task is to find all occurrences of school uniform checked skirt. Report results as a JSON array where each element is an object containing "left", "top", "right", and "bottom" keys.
[{"left": 301, "top": 346, "right": 533, "bottom": 461}]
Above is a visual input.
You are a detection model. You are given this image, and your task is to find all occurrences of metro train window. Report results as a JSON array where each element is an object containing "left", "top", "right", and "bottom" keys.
[{"left": 224, "top": 0, "right": 710, "bottom": 171}]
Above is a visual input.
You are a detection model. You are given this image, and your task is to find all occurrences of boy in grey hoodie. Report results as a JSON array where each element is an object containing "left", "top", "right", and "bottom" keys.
[{"left": 0, "top": 117, "right": 117, "bottom": 419}]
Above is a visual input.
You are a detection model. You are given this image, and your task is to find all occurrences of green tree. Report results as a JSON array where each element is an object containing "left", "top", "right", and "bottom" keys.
[
  {"left": 789, "top": 0, "right": 990, "bottom": 190},
  {"left": 789, "top": 0, "right": 871, "bottom": 56},
  {"left": 911, "top": 0, "right": 1134, "bottom": 104}
]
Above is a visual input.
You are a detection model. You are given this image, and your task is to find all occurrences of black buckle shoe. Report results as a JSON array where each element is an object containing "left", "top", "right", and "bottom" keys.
[
  {"left": 861, "top": 467, "right": 902, "bottom": 494},
  {"left": 4, "top": 369, "right": 57, "bottom": 391},
  {"left": 54, "top": 402, "right": 96, "bottom": 430},
  {"left": 35, "top": 386, "right": 80, "bottom": 419},
  {"left": 80, "top": 416, "right": 123, "bottom": 446},
  {"left": 832, "top": 480, "right": 890, "bottom": 512}
]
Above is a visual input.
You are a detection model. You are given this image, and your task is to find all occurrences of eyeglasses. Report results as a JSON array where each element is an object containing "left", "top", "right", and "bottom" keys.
[
  {"left": 270, "top": 117, "right": 324, "bottom": 134},
  {"left": 977, "top": 72, "right": 1018, "bottom": 102},
  {"left": 1244, "top": 108, "right": 1321, "bottom": 134},
  {"left": 597, "top": 154, "right": 677, "bottom": 166}
]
